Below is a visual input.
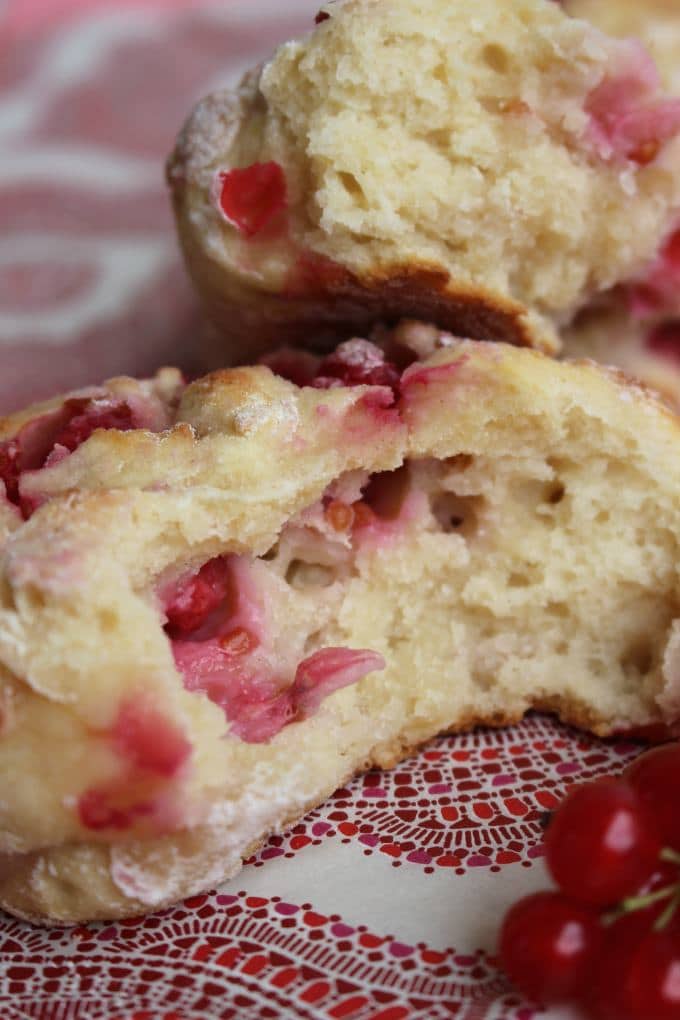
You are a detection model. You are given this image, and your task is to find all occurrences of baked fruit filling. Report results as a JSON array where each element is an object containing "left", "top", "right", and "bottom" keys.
[
  {"left": 0, "top": 337, "right": 678, "bottom": 895},
  {"left": 77, "top": 694, "right": 192, "bottom": 833},
  {"left": 630, "top": 225, "right": 680, "bottom": 317},
  {"left": 585, "top": 42, "right": 680, "bottom": 164},
  {"left": 161, "top": 553, "right": 385, "bottom": 744},
  {"left": 646, "top": 319, "right": 680, "bottom": 365},
  {"left": 0, "top": 381, "right": 179, "bottom": 519},
  {"left": 155, "top": 434, "right": 677, "bottom": 774}
]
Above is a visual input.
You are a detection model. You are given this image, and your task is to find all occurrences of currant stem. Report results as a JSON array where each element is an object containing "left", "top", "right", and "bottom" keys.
[
  {"left": 660, "top": 848, "right": 680, "bottom": 867},
  {"left": 621, "top": 885, "right": 677, "bottom": 912},
  {"left": 602, "top": 885, "right": 676, "bottom": 927},
  {"left": 654, "top": 891, "right": 680, "bottom": 932}
]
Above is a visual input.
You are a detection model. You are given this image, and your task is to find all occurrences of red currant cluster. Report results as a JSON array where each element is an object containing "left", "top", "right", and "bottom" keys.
[{"left": 499, "top": 743, "right": 680, "bottom": 1019}]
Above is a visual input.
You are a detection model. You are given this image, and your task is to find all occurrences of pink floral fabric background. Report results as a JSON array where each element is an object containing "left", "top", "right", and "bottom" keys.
[
  {"left": 0, "top": 0, "right": 316, "bottom": 411},
  {"left": 0, "top": 3, "right": 634, "bottom": 1018}
]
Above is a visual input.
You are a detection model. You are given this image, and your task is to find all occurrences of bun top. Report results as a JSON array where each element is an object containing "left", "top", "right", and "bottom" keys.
[{"left": 170, "top": 0, "right": 680, "bottom": 349}]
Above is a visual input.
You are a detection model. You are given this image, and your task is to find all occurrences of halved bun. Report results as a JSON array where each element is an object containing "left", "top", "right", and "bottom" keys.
[{"left": 1, "top": 333, "right": 679, "bottom": 924}]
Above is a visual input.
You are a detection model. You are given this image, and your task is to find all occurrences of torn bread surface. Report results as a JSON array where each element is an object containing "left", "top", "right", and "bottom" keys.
[
  {"left": 169, "top": 0, "right": 680, "bottom": 363},
  {"left": 560, "top": 0, "right": 680, "bottom": 386},
  {"left": 0, "top": 333, "right": 679, "bottom": 924}
]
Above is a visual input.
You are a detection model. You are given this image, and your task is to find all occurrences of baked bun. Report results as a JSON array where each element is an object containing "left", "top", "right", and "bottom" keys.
[
  {"left": 560, "top": 0, "right": 680, "bottom": 399},
  {"left": 168, "top": 0, "right": 680, "bottom": 366},
  {"left": 2, "top": 327, "right": 680, "bottom": 925},
  {"left": 563, "top": 302, "right": 680, "bottom": 409}
]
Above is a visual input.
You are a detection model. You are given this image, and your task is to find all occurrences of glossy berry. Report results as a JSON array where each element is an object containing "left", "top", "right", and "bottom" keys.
[
  {"left": 627, "top": 929, "right": 680, "bottom": 1020},
  {"left": 627, "top": 744, "right": 680, "bottom": 851},
  {"left": 217, "top": 161, "right": 287, "bottom": 238},
  {"left": 626, "top": 861, "right": 680, "bottom": 928},
  {"left": 585, "top": 914, "right": 680, "bottom": 1020},
  {"left": 498, "top": 891, "right": 602, "bottom": 1004},
  {"left": 545, "top": 777, "right": 660, "bottom": 905},
  {"left": 584, "top": 911, "right": 648, "bottom": 1020}
]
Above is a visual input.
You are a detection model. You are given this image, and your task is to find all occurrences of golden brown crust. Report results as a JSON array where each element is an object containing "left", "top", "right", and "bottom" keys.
[
  {"left": 190, "top": 254, "right": 550, "bottom": 364},
  {"left": 172, "top": 203, "right": 555, "bottom": 375}
]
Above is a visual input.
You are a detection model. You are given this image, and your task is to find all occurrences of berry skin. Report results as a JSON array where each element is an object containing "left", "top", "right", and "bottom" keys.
[
  {"left": 626, "top": 744, "right": 680, "bottom": 852},
  {"left": 498, "top": 891, "right": 602, "bottom": 1004},
  {"left": 584, "top": 912, "right": 647, "bottom": 1020},
  {"left": 545, "top": 777, "right": 660, "bottom": 906},
  {"left": 584, "top": 914, "right": 680, "bottom": 1020},
  {"left": 217, "top": 162, "right": 287, "bottom": 238},
  {"left": 0, "top": 439, "right": 21, "bottom": 505},
  {"left": 259, "top": 347, "right": 320, "bottom": 387},
  {"left": 626, "top": 929, "right": 680, "bottom": 1020},
  {"left": 112, "top": 696, "right": 191, "bottom": 777}
]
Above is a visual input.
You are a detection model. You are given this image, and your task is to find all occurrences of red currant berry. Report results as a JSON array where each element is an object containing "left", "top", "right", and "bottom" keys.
[
  {"left": 499, "top": 891, "right": 602, "bottom": 1004},
  {"left": 217, "top": 161, "right": 287, "bottom": 238},
  {"left": 545, "top": 778, "right": 661, "bottom": 905},
  {"left": 626, "top": 744, "right": 680, "bottom": 852},
  {"left": 627, "top": 928, "right": 680, "bottom": 1020},
  {"left": 584, "top": 912, "right": 647, "bottom": 1020},
  {"left": 54, "top": 397, "right": 136, "bottom": 452},
  {"left": 585, "top": 916, "right": 680, "bottom": 1020},
  {"left": 626, "top": 861, "right": 680, "bottom": 927}
]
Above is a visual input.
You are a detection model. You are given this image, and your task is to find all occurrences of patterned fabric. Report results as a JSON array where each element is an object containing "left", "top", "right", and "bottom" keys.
[
  {"left": 0, "top": 5, "right": 631, "bottom": 1018},
  {"left": 0, "top": 714, "right": 635, "bottom": 1019},
  {"left": 0, "top": 0, "right": 315, "bottom": 411}
]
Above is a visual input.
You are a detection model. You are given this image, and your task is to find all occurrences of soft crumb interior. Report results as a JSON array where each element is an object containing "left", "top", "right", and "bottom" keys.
[
  {"left": 231, "top": 0, "right": 680, "bottom": 319},
  {"left": 178, "top": 447, "right": 679, "bottom": 752}
]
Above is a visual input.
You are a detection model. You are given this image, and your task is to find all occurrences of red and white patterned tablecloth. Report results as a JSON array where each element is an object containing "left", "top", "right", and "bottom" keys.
[
  {"left": 1, "top": 713, "right": 638, "bottom": 1020},
  {"left": 0, "top": 4, "right": 636, "bottom": 1019}
]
